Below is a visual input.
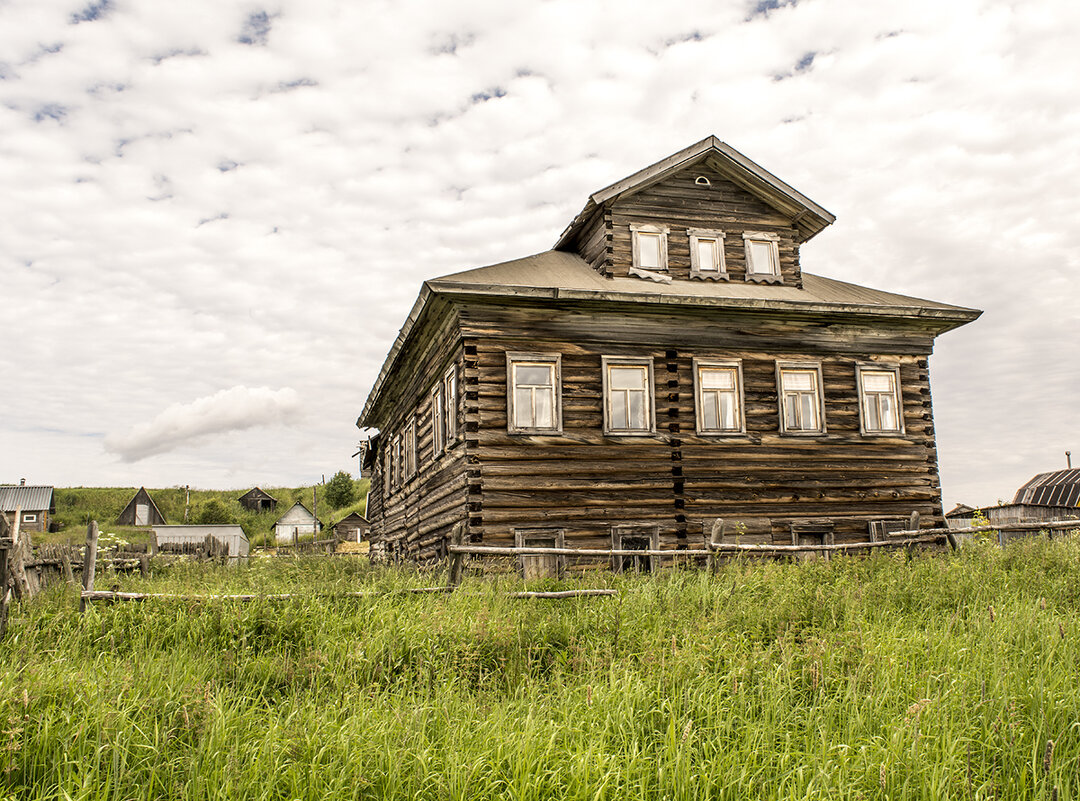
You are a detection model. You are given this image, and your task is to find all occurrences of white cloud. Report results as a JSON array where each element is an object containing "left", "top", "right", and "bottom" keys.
[{"left": 104, "top": 386, "right": 301, "bottom": 462}]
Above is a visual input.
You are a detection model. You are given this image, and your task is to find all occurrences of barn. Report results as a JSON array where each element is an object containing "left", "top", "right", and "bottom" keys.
[
  {"left": 272, "top": 502, "right": 322, "bottom": 544},
  {"left": 238, "top": 487, "right": 278, "bottom": 513},
  {"left": 332, "top": 511, "right": 370, "bottom": 543},
  {"left": 357, "top": 136, "right": 981, "bottom": 569},
  {"left": 116, "top": 487, "right": 168, "bottom": 527}
]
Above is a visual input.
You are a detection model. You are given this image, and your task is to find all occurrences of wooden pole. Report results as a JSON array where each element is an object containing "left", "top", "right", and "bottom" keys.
[
  {"left": 0, "top": 540, "right": 9, "bottom": 640},
  {"left": 448, "top": 523, "right": 465, "bottom": 588},
  {"left": 707, "top": 518, "right": 724, "bottom": 574},
  {"left": 61, "top": 548, "right": 75, "bottom": 585},
  {"left": 79, "top": 520, "right": 99, "bottom": 613},
  {"left": 150, "top": 529, "right": 159, "bottom": 558},
  {"left": 9, "top": 507, "right": 32, "bottom": 601}
]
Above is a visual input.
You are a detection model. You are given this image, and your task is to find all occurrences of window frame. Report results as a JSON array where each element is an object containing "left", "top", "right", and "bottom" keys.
[
  {"left": 629, "top": 223, "right": 670, "bottom": 274},
  {"left": 404, "top": 417, "right": 417, "bottom": 481},
  {"left": 742, "top": 231, "right": 782, "bottom": 283},
  {"left": 506, "top": 352, "right": 563, "bottom": 434},
  {"left": 513, "top": 527, "right": 566, "bottom": 579},
  {"left": 601, "top": 356, "right": 656, "bottom": 436},
  {"left": 855, "top": 363, "right": 905, "bottom": 436},
  {"left": 611, "top": 524, "right": 660, "bottom": 573},
  {"left": 22, "top": 513, "right": 37, "bottom": 523},
  {"left": 431, "top": 383, "right": 445, "bottom": 457},
  {"left": 443, "top": 365, "right": 458, "bottom": 446},
  {"left": 383, "top": 447, "right": 391, "bottom": 496},
  {"left": 776, "top": 362, "right": 827, "bottom": 436},
  {"left": 692, "top": 358, "right": 746, "bottom": 436},
  {"left": 687, "top": 228, "right": 728, "bottom": 280}
]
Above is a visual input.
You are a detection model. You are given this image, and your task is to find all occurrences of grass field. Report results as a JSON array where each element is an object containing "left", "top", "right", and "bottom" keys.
[{"left": 3, "top": 536, "right": 1080, "bottom": 800}]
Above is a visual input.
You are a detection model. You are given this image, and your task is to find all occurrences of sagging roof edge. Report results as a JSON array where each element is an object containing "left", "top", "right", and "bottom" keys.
[
  {"left": 357, "top": 280, "right": 981, "bottom": 430},
  {"left": 555, "top": 137, "right": 837, "bottom": 250}
]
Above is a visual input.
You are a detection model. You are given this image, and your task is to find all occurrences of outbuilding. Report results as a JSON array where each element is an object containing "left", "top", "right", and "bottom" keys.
[
  {"left": 0, "top": 482, "right": 55, "bottom": 533},
  {"left": 238, "top": 487, "right": 278, "bottom": 513},
  {"left": 332, "top": 511, "right": 370, "bottom": 543},
  {"left": 152, "top": 524, "right": 250, "bottom": 561},
  {"left": 116, "top": 487, "right": 168, "bottom": 527},
  {"left": 272, "top": 502, "right": 322, "bottom": 544}
]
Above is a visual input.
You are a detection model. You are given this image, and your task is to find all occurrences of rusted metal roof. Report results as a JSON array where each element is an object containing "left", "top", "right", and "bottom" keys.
[
  {"left": 1012, "top": 469, "right": 1080, "bottom": 508},
  {"left": 0, "top": 485, "right": 55, "bottom": 513}
]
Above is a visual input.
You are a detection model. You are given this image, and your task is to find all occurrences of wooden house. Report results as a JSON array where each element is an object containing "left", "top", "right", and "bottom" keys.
[
  {"left": 272, "top": 502, "right": 322, "bottom": 544},
  {"left": 152, "top": 525, "right": 250, "bottom": 561},
  {"left": 238, "top": 487, "right": 278, "bottom": 513},
  {"left": 116, "top": 487, "right": 168, "bottom": 527},
  {"left": 357, "top": 136, "right": 981, "bottom": 568},
  {"left": 0, "top": 482, "right": 55, "bottom": 533},
  {"left": 332, "top": 511, "right": 370, "bottom": 543}
]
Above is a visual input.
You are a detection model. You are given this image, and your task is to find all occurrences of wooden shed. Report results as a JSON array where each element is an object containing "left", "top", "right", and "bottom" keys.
[
  {"left": 0, "top": 483, "right": 55, "bottom": 533},
  {"left": 357, "top": 136, "right": 981, "bottom": 569},
  {"left": 238, "top": 487, "right": 278, "bottom": 513},
  {"left": 116, "top": 487, "right": 168, "bottom": 527},
  {"left": 272, "top": 502, "right": 322, "bottom": 544},
  {"left": 152, "top": 525, "right": 250, "bottom": 562},
  {"left": 332, "top": 511, "right": 370, "bottom": 543},
  {"left": 946, "top": 469, "right": 1080, "bottom": 529}
]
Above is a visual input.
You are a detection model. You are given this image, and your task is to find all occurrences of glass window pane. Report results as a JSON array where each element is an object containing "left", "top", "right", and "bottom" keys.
[
  {"left": 516, "top": 364, "right": 552, "bottom": 386},
  {"left": 701, "top": 368, "right": 734, "bottom": 390},
  {"left": 696, "top": 238, "right": 717, "bottom": 271},
  {"left": 701, "top": 392, "right": 719, "bottom": 430},
  {"left": 610, "top": 366, "right": 646, "bottom": 391},
  {"left": 628, "top": 391, "right": 645, "bottom": 429},
  {"left": 534, "top": 388, "right": 554, "bottom": 428},
  {"left": 747, "top": 240, "right": 776, "bottom": 275},
  {"left": 799, "top": 393, "right": 818, "bottom": 430},
  {"left": 610, "top": 394, "right": 628, "bottom": 430},
  {"left": 878, "top": 395, "right": 896, "bottom": 431},
  {"left": 514, "top": 387, "right": 533, "bottom": 427},
  {"left": 637, "top": 233, "right": 661, "bottom": 269},
  {"left": 864, "top": 396, "right": 879, "bottom": 431},
  {"left": 785, "top": 395, "right": 799, "bottom": 429},
  {"left": 782, "top": 370, "right": 813, "bottom": 391},
  {"left": 719, "top": 392, "right": 737, "bottom": 430},
  {"left": 863, "top": 372, "right": 894, "bottom": 393}
]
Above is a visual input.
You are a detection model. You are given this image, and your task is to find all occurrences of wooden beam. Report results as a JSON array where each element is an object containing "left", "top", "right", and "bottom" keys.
[{"left": 79, "top": 520, "right": 98, "bottom": 613}]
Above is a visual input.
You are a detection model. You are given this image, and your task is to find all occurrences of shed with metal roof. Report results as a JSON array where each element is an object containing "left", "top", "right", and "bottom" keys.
[{"left": 0, "top": 484, "right": 55, "bottom": 533}]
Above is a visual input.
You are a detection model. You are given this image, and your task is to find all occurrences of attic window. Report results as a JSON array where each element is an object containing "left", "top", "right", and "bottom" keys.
[
  {"left": 743, "top": 232, "right": 781, "bottom": 283},
  {"left": 694, "top": 176, "right": 711, "bottom": 186},
  {"left": 630, "top": 223, "right": 669, "bottom": 276},
  {"left": 688, "top": 229, "right": 727, "bottom": 279}
]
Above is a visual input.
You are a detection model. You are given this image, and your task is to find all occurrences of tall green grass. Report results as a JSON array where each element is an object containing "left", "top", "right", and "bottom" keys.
[{"left": 3, "top": 537, "right": 1080, "bottom": 799}]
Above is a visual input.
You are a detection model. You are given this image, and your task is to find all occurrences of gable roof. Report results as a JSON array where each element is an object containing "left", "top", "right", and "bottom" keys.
[
  {"left": 0, "top": 485, "right": 54, "bottom": 513},
  {"left": 116, "top": 486, "right": 168, "bottom": 526},
  {"left": 272, "top": 501, "right": 322, "bottom": 528},
  {"left": 358, "top": 250, "right": 981, "bottom": 427},
  {"left": 332, "top": 511, "right": 369, "bottom": 527},
  {"left": 1013, "top": 469, "right": 1080, "bottom": 508},
  {"left": 556, "top": 136, "right": 836, "bottom": 249},
  {"left": 238, "top": 487, "right": 277, "bottom": 502}
]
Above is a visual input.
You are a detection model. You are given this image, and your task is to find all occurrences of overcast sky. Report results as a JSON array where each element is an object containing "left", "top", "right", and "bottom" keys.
[{"left": 1, "top": 0, "right": 1076, "bottom": 507}]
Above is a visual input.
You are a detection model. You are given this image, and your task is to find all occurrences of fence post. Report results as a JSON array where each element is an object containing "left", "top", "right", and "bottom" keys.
[
  {"left": 0, "top": 540, "right": 9, "bottom": 640},
  {"left": 61, "top": 548, "right": 75, "bottom": 585},
  {"left": 9, "top": 508, "right": 32, "bottom": 602},
  {"left": 79, "top": 520, "right": 99, "bottom": 613},
  {"left": 707, "top": 519, "right": 724, "bottom": 574},
  {"left": 448, "top": 523, "right": 465, "bottom": 589}
]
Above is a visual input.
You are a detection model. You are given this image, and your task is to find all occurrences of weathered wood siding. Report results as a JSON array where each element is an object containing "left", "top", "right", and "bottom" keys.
[
  {"left": 458, "top": 298, "right": 944, "bottom": 549},
  {"left": 601, "top": 161, "right": 802, "bottom": 286}
]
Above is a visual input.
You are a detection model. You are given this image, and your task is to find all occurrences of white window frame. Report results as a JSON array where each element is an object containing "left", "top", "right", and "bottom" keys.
[
  {"left": 743, "top": 231, "right": 782, "bottom": 283},
  {"left": 431, "top": 384, "right": 445, "bottom": 457},
  {"left": 856, "top": 364, "right": 905, "bottom": 436},
  {"left": 692, "top": 359, "right": 745, "bottom": 435},
  {"left": 602, "top": 356, "right": 656, "bottom": 436},
  {"left": 630, "top": 223, "right": 669, "bottom": 275},
  {"left": 383, "top": 447, "right": 391, "bottom": 496},
  {"left": 776, "top": 362, "right": 826, "bottom": 435},
  {"left": 687, "top": 229, "right": 727, "bottom": 279},
  {"left": 22, "top": 513, "right": 37, "bottom": 523},
  {"left": 405, "top": 417, "right": 417, "bottom": 480},
  {"left": 443, "top": 365, "right": 458, "bottom": 445},
  {"left": 392, "top": 433, "right": 403, "bottom": 490},
  {"left": 506, "top": 352, "right": 562, "bottom": 434}
]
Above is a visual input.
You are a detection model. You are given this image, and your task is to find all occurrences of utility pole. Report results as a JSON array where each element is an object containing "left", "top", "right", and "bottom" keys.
[{"left": 183, "top": 485, "right": 191, "bottom": 522}]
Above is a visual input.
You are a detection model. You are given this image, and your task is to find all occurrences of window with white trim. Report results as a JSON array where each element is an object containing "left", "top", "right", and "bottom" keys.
[
  {"left": 404, "top": 418, "right": 417, "bottom": 480},
  {"left": 688, "top": 229, "right": 726, "bottom": 278},
  {"left": 392, "top": 433, "right": 403, "bottom": 490},
  {"left": 603, "top": 357, "right": 654, "bottom": 435},
  {"left": 431, "top": 384, "right": 445, "bottom": 456},
  {"left": 507, "top": 353, "right": 561, "bottom": 433},
  {"left": 857, "top": 365, "right": 904, "bottom": 435},
  {"left": 443, "top": 366, "right": 458, "bottom": 444},
  {"left": 630, "top": 223, "right": 669, "bottom": 273},
  {"left": 23, "top": 513, "right": 37, "bottom": 523},
  {"left": 777, "top": 364, "right": 825, "bottom": 434},
  {"left": 743, "top": 232, "right": 781, "bottom": 282},
  {"left": 693, "top": 359, "right": 744, "bottom": 434},
  {"left": 383, "top": 448, "right": 391, "bottom": 495}
]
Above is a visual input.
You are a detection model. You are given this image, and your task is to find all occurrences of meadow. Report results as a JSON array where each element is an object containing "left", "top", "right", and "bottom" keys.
[{"left": 3, "top": 536, "right": 1080, "bottom": 800}]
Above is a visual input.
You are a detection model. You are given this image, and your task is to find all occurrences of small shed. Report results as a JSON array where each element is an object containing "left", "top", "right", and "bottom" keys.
[
  {"left": 272, "top": 502, "right": 322, "bottom": 544},
  {"left": 1013, "top": 469, "right": 1080, "bottom": 508},
  {"left": 238, "top": 487, "right": 278, "bottom": 513},
  {"left": 332, "top": 512, "right": 370, "bottom": 543},
  {"left": 152, "top": 525, "right": 250, "bottom": 561},
  {"left": 116, "top": 487, "right": 168, "bottom": 527},
  {"left": 0, "top": 483, "right": 55, "bottom": 533}
]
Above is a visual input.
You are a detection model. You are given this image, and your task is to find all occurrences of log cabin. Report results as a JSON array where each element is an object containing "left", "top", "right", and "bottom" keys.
[
  {"left": 357, "top": 136, "right": 981, "bottom": 570},
  {"left": 0, "top": 483, "right": 55, "bottom": 534}
]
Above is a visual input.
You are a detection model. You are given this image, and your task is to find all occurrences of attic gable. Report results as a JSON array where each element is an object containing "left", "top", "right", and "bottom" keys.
[{"left": 556, "top": 137, "right": 835, "bottom": 251}]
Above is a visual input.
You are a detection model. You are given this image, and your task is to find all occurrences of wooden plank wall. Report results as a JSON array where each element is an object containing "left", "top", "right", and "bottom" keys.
[
  {"left": 601, "top": 162, "right": 803, "bottom": 286},
  {"left": 459, "top": 299, "right": 945, "bottom": 549}
]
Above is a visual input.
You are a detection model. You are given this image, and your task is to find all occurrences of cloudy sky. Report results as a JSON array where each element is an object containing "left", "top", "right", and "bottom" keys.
[{"left": 1, "top": 0, "right": 1076, "bottom": 506}]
